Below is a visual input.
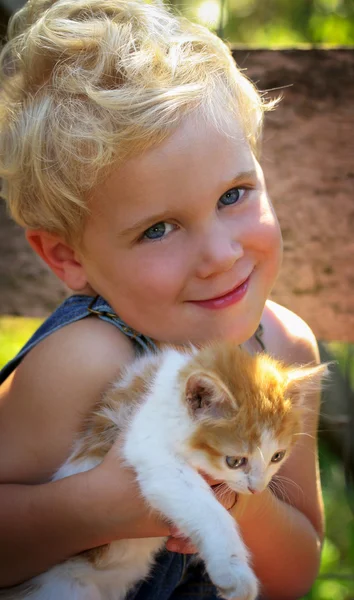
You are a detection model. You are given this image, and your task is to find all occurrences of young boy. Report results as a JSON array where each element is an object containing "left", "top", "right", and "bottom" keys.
[{"left": 0, "top": 1, "right": 324, "bottom": 598}]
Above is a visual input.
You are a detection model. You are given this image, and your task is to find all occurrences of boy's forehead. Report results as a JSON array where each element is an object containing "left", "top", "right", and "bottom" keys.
[
  {"left": 124, "top": 113, "right": 252, "bottom": 178},
  {"left": 92, "top": 113, "right": 255, "bottom": 212}
]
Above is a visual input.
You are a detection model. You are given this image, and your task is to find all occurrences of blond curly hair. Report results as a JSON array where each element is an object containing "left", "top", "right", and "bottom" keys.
[{"left": 0, "top": 0, "right": 276, "bottom": 243}]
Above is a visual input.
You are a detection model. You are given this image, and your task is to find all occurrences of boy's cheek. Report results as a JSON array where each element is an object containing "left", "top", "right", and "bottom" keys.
[{"left": 261, "top": 216, "right": 283, "bottom": 270}]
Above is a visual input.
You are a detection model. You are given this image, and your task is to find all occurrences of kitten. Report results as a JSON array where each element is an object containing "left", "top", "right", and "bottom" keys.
[{"left": 2, "top": 343, "right": 327, "bottom": 600}]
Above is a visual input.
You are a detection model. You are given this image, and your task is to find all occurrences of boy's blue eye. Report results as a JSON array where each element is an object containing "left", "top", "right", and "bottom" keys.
[
  {"left": 141, "top": 187, "right": 246, "bottom": 241},
  {"left": 143, "top": 222, "right": 173, "bottom": 240},
  {"left": 219, "top": 187, "right": 245, "bottom": 207}
]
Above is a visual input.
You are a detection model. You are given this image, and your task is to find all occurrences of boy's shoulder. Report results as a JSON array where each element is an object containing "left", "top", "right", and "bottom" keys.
[
  {"left": 262, "top": 300, "right": 320, "bottom": 366},
  {"left": 0, "top": 318, "right": 136, "bottom": 483},
  {"left": 15, "top": 316, "right": 137, "bottom": 402},
  {"left": 7, "top": 315, "right": 136, "bottom": 389}
]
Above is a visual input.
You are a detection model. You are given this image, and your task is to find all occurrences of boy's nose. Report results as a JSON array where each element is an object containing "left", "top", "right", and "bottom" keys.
[{"left": 195, "top": 230, "right": 244, "bottom": 280}]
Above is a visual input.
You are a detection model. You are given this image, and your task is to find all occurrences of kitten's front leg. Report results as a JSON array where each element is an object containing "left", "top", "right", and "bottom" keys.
[{"left": 128, "top": 453, "right": 258, "bottom": 600}]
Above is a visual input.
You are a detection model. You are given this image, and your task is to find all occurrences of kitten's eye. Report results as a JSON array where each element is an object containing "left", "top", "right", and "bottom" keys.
[
  {"left": 218, "top": 187, "right": 246, "bottom": 207},
  {"left": 142, "top": 222, "right": 174, "bottom": 241},
  {"left": 271, "top": 451, "right": 286, "bottom": 463},
  {"left": 225, "top": 456, "right": 247, "bottom": 469}
]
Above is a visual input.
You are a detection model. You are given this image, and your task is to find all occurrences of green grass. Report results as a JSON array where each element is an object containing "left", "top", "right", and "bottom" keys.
[
  {"left": 0, "top": 317, "right": 353, "bottom": 598},
  {"left": 0, "top": 316, "right": 43, "bottom": 368}
]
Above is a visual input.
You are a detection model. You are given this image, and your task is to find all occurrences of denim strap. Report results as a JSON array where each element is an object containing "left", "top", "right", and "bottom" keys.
[{"left": 0, "top": 294, "right": 158, "bottom": 384}]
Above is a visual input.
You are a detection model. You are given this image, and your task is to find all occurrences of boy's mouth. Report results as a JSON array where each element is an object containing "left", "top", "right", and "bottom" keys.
[{"left": 190, "top": 274, "right": 252, "bottom": 310}]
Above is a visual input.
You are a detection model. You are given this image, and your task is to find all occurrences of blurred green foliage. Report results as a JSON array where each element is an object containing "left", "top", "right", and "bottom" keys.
[
  {"left": 0, "top": 316, "right": 42, "bottom": 367},
  {"left": 0, "top": 318, "right": 353, "bottom": 598},
  {"left": 305, "top": 440, "right": 354, "bottom": 600},
  {"left": 175, "top": 0, "right": 354, "bottom": 46},
  {"left": 328, "top": 342, "right": 354, "bottom": 389}
]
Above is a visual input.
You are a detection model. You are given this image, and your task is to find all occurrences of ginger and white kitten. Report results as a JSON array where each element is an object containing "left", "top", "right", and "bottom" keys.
[{"left": 3, "top": 343, "right": 326, "bottom": 600}]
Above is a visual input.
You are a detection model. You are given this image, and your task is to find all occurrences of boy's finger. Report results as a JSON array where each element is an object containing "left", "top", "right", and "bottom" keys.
[
  {"left": 166, "top": 536, "right": 197, "bottom": 554},
  {"left": 169, "top": 526, "right": 186, "bottom": 538}
]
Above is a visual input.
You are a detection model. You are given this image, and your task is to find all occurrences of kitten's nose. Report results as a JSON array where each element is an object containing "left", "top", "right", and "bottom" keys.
[{"left": 248, "top": 486, "right": 258, "bottom": 494}]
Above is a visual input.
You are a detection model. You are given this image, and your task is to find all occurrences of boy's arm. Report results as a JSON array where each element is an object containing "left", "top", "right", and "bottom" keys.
[
  {"left": 233, "top": 481, "right": 321, "bottom": 600},
  {"left": 0, "top": 455, "right": 171, "bottom": 587},
  {"left": 0, "top": 470, "right": 113, "bottom": 586},
  {"left": 231, "top": 303, "right": 324, "bottom": 600},
  {"left": 0, "top": 318, "right": 169, "bottom": 587}
]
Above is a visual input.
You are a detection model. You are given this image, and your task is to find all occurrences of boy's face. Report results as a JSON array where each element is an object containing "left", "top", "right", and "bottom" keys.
[{"left": 77, "top": 112, "right": 282, "bottom": 344}]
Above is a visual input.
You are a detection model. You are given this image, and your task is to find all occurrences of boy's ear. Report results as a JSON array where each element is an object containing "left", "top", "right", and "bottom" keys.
[{"left": 25, "top": 229, "right": 88, "bottom": 291}]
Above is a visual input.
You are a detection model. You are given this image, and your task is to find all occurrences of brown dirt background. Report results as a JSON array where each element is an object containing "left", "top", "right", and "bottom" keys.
[{"left": 0, "top": 49, "right": 353, "bottom": 342}]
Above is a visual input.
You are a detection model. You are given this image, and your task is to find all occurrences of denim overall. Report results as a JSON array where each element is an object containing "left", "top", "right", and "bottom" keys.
[{"left": 0, "top": 294, "right": 226, "bottom": 599}]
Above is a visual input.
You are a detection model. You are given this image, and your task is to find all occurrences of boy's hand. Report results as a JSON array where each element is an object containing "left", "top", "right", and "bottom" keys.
[
  {"left": 98, "top": 445, "right": 236, "bottom": 554},
  {"left": 95, "top": 444, "right": 172, "bottom": 541}
]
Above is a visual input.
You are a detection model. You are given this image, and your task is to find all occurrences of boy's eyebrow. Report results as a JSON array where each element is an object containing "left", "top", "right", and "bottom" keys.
[{"left": 118, "top": 169, "right": 257, "bottom": 238}]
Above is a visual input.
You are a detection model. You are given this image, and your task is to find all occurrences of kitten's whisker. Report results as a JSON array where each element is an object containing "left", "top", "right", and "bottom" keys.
[
  {"left": 270, "top": 480, "right": 299, "bottom": 532},
  {"left": 217, "top": 483, "right": 229, "bottom": 497},
  {"left": 273, "top": 478, "right": 290, "bottom": 501},
  {"left": 293, "top": 432, "right": 315, "bottom": 440},
  {"left": 274, "top": 474, "right": 301, "bottom": 489},
  {"left": 317, "top": 426, "right": 350, "bottom": 434},
  {"left": 269, "top": 480, "right": 291, "bottom": 508},
  {"left": 216, "top": 483, "right": 238, "bottom": 508},
  {"left": 213, "top": 482, "right": 233, "bottom": 503},
  {"left": 273, "top": 481, "right": 290, "bottom": 503},
  {"left": 292, "top": 442, "right": 318, "bottom": 457},
  {"left": 270, "top": 479, "right": 292, "bottom": 506},
  {"left": 273, "top": 474, "right": 304, "bottom": 499},
  {"left": 257, "top": 445, "right": 266, "bottom": 466}
]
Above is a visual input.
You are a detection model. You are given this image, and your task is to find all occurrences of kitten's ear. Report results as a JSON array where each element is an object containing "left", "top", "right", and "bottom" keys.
[
  {"left": 286, "top": 362, "right": 330, "bottom": 404},
  {"left": 185, "top": 371, "right": 232, "bottom": 420}
]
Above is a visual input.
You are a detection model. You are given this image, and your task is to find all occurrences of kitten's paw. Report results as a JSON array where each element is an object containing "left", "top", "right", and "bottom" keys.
[{"left": 210, "top": 560, "right": 258, "bottom": 600}]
